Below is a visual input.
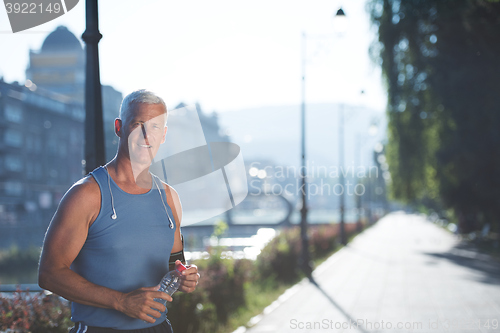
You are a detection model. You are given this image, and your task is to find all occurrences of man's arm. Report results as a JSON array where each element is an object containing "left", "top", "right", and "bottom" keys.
[
  {"left": 164, "top": 184, "right": 199, "bottom": 293},
  {"left": 38, "top": 177, "right": 172, "bottom": 323},
  {"left": 165, "top": 184, "right": 183, "bottom": 255}
]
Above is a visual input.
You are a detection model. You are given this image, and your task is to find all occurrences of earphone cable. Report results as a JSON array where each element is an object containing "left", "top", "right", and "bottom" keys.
[
  {"left": 104, "top": 166, "right": 118, "bottom": 220},
  {"left": 152, "top": 175, "right": 175, "bottom": 229}
]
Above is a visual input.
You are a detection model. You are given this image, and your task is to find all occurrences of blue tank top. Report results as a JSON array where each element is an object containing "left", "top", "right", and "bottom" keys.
[{"left": 71, "top": 166, "right": 176, "bottom": 329}]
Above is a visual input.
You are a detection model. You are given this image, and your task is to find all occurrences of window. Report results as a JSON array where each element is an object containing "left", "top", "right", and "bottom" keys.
[
  {"left": 34, "top": 137, "right": 42, "bottom": 151},
  {"left": 4, "top": 129, "right": 23, "bottom": 147},
  {"left": 59, "top": 141, "right": 67, "bottom": 157},
  {"left": 70, "top": 130, "right": 78, "bottom": 145},
  {"left": 35, "top": 162, "right": 42, "bottom": 179},
  {"left": 4, "top": 104, "right": 23, "bottom": 123},
  {"left": 26, "top": 161, "right": 34, "bottom": 179},
  {"left": 4, "top": 181, "right": 23, "bottom": 196},
  {"left": 5, "top": 155, "right": 23, "bottom": 172},
  {"left": 47, "top": 133, "right": 58, "bottom": 155},
  {"left": 26, "top": 134, "right": 33, "bottom": 151}
]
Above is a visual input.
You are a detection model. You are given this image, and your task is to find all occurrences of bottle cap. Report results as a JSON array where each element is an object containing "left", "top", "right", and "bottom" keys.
[{"left": 176, "top": 263, "right": 187, "bottom": 272}]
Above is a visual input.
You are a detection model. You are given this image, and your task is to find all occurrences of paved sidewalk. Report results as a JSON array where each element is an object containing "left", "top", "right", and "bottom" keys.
[{"left": 244, "top": 212, "right": 500, "bottom": 333}]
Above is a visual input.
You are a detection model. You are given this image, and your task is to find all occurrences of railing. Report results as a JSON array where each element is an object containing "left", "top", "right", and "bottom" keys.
[{"left": 0, "top": 284, "right": 43, "bottom": 293}]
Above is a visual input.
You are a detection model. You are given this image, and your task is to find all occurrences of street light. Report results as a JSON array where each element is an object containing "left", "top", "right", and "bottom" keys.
[
  {"left": 299, "top": 7, "right": 347, "bottom": 276},
  {"left": 332, "top": 7, "right": 348, "bottom": 246},
  {"left": 333, "top": 8, "right": 347, "bottom": 34},
  {"left": 299, "top": 30, "right": 311, "bottom": 277}
]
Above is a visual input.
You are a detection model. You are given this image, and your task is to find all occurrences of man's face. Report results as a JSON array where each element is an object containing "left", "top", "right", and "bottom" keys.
[{"left": 122, "top": 103, "right": 167, "bottom": 167}]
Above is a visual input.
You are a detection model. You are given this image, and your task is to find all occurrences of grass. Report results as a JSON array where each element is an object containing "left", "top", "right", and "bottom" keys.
[{"left": 221, "top": 282, "right": 290, "bottom": 332}]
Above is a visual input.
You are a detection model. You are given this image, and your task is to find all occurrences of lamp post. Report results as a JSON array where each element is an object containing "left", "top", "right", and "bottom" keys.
[
  {"left": 355, "top": 106, "right": 379, "bottom": 231},
  {"left": 299, "top": 7, "right": 347, "bottom": 276},
  {"left": 339, "top": 103, "right": 347, "bottom": 245},
  {"left": 355, "top": 134, "right": 363, "bottom": 231},
  {"left": 299, "top": 31, "right": 311, "bottom": 277},
  {"left": 82, "top": 0, "right": 106, "bottom": 174},
  {"left": 333, "top": 7, "right": 347, "bottom": 245}
]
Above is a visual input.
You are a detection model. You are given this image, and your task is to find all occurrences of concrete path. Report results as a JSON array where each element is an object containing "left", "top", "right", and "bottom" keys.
[{"left": 243, "top": 212, "right": 500, "bottom": 333}]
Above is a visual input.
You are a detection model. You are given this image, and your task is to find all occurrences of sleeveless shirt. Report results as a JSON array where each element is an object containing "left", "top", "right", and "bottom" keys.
[{"left": 70, "top": 166, "right": 176, "bottom": 329}]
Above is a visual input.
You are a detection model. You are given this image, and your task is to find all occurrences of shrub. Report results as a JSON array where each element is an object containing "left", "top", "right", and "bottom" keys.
[
  {"left": 167, "top": 282, "right": 218, "bottom": 333},
  {"left": 0, "top": 247, "right": 40, "bottom": 284},
  {"left": 309, "top": 225, "right": 338, "bottom": 260},
  {"left": 0, "top": 288, "right": 71, "bottom": 333},
  {"left": 168, "top": 254, "right": 253, "bottom": 332},
  {"left": 256, "top": 227, "right": 302, "bottom": 284},
  {"left": 256, "top": 224, "right": 358, "bottom": 284}
]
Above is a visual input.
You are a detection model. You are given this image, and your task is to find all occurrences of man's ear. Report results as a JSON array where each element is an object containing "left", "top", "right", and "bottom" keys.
[
  {"left": 115, "top": 118, "right": 122, "bottom": 137},
  {"left": 161, "top": 126, "right": 168, "bottom": 144}
]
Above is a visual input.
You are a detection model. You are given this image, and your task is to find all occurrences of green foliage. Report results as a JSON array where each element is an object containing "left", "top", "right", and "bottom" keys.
[
  {"left": 0, "top": 246, "right": 41, "bottom": 284},
  {"left": 257, "top": 227, "right": 302, "bottom": 284},
  {"left": 0, "top": 289, "right": 72, "bottom": 332},
  {"left": 369, "top": 0, "right": 500, "bottom": 232},
  {"left": 213, "top": 220, "right": 228, "bottom": 239},
  {"left": 167, "top": 280, "right": 218, "bottom": 333},
  {"left": 0, "top": 246, "right": 41, "bottom": 269},
  {"left": 309, "top": 225, "right": 338, "bottom": 259},
  {"left": 257, "top": 225, "right": 350, "bottom": 284},
  {"left": 167, "top": 253, "right": 260, "bottom": 332}
]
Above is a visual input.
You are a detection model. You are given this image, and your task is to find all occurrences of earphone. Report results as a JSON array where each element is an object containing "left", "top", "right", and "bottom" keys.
[{"left": 104, "top": 166, "right": 174, "bottom": 229}]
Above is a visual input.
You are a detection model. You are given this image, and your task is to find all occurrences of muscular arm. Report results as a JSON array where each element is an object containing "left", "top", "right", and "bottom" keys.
[
  {"left": 165, "top": 184, "right": 183, "bottom": 255},
  {"left": 164, "top": 184, "right": 199, "bottom": 293},
  {"left": 38, "top": 177, "right": 171, "bottom": 323}
]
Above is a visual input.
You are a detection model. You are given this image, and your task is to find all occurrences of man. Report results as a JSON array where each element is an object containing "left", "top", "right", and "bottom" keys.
[{"left": 38, "top": 90, "right": 199, "bottom": 333}]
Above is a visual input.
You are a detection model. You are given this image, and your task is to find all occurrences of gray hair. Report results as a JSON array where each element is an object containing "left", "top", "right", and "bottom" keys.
[{"left": 119, "top": 89, "right": 167, "bottom": 123}]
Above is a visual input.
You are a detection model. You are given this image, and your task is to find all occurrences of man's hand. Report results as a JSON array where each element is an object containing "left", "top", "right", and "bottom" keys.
[
  {"left": 177, "top": 260, "right": 200, "bottom": 293},
  {"left": 116, "top": 286, "right": 173, "bottom": 324}
]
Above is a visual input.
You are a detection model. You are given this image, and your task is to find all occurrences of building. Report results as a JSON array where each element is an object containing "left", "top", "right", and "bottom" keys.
[
  {"left": 26, "top": 26, "right": 123, "bottom": 161},
  {"left": 0, "top": 26, "right": 122, "bottom": 249},
  {"left": 0, "top": 79, "right": 85, "bottom": 248},
  {"left": 26, "top": 26, "right": 85, "bottom": 102}
]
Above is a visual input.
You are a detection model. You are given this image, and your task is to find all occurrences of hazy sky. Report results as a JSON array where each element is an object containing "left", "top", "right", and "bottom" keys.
[{"left": 0, "top": 0, "right": 387, "bottom": 113}]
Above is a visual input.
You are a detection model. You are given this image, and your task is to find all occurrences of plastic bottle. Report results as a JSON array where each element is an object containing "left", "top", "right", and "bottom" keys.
[{"left": 155, "top": 262, "right": 187, "bottom": 306}]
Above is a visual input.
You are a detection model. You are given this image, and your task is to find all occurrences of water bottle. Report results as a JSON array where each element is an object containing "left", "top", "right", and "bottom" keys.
[{"left": 155, "top": 262, "right": 187, "bottom": 306}]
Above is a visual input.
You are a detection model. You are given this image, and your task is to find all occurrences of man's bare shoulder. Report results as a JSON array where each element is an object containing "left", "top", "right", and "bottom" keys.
[
  {"left": 69, "top": 175, "right": 100, "bottom": 196},
  {"left": 156, "top": 179, "right": 179, "bottom": 199},
  {"left": 164, "top": 182, "right": 179, "bottom": 197},
  {"left": 158, "top": 179, "right": 182, "bottom": 224},
  {"left": 43, "top": 174, "right": 102, "bottom": 232},
  {"left": 59, "top": 175, "right": 101, "bottom": 214}
]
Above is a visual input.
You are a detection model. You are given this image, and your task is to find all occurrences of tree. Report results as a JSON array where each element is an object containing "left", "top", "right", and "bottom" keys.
[{"left": 369, "top": 0, "right": 500, "bottom": 232}]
